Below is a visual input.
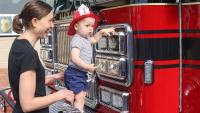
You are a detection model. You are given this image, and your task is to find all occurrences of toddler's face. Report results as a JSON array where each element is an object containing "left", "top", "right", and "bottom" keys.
[{"left": 75, "top": 17, "right": 95, "bottom": 38}]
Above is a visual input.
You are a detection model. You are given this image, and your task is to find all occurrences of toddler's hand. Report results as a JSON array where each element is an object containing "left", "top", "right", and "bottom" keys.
[
  {"left": 100, "top": 27, "right": 116, "bottom": 36},
  {"left": 87, "top": 64, "right": 96, "bottom": 73}
]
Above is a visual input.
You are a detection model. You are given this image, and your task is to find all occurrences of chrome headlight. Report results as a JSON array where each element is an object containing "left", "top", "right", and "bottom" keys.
[
  {"left": 95, "top": 24, "right": 133, "bottom": 87},
  {"left": 97, "top": 37, "right": 107, "bottom": 50},
  {"left": 99, "top": 86, "right": 129, "bottom": 112},
  {"left": 107, "top": 60, "right": 120, "bottom": 76},
  {"left": 95, "top": 58, "right": 107, "bottom": 73},
  {"left": 112, "top": 94, "right": 123, "bottom": 108},
  {"left": 95, "top": 25, "right": 126, "bottom": 55},
  {"left": 108, "top": 37, "right": 118, "bottom": 50},
  {"left": 95, "top": 55, "right": 127, "bottom": 80},
  {"left": 100, "top": 89, "right": 111, "bottom": 104}
]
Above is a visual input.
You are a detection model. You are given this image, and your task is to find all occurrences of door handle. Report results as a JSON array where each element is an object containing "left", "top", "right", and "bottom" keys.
[{"left": 144, "top": 60, "right": 154, "bottom": 85}]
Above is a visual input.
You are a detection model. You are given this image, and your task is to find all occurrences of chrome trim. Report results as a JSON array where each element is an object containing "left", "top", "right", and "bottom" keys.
[
  {"left": 85, "top": 74, "right": 98, "bottom": 109},
  {"left": 54, "top": 19, "right": 71, "bottom": 66},
  {"left": 95, "top": 24, "right": 133, "bottom": 87},
  {"left": 144, "top": 60, "right": 154, "bottom": 85},
  {"left": 40, "top": 48, "right": 53, "bottom": 62},
  {"left": 49, "top": 100, "right": 80, "bottom": 112},
  {"left": 182, "top": 2, "right": 200, "bottom": 5},
  {"left": 41, "top": 44, "right": 52, "bottom": 48},
  {"left": 95, "top": 25, "right": 127, "bottom": 55},
  {"left": 40, "top": 32, "right": 53, "bottom": 47},
  {"left": 178, "top": 1, "right": 182, "bottom": 112},
  {"left": 50, "top": 69, "right": 66, "bottom": 90},
  {"left": 52, "top": 18, "right": 73, "bottom": 94},
  {"left": 44, "top": 68, "right": 56, "bottom": 75},
  {"left": 43, "top": 61, "right": 54, "bottom": 69},
  {"left": 99, "top": 86, "right": 129, "bottom": 113},
  {"left": 54, "top": 18, "right": 72, "bottom": 25},
  {"left": 54, "top": 63, "right": 68, "bottom": 71}
]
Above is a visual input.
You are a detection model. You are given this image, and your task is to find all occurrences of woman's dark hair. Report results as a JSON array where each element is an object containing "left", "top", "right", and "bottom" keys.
[{"left": 12, "top": 0, "right": 53, "bottom": 34}]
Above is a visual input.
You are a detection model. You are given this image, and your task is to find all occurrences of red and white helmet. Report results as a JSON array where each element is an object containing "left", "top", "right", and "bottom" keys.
[{"left": 67, "top": 4, "right": 99, "bottom": 36}]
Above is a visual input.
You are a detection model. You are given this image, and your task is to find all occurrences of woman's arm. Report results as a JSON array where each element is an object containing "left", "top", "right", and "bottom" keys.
[
  {"left": 19, "top": 70, "right": 74, "bottom": 112},
  {"left": 45, "top": 71, "right": 64, "bottom": 84}
]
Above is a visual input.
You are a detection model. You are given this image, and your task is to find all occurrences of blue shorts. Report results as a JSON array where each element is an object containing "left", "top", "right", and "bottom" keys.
[{"left": 64, "top": 66, "right": 88, "bottom": 94}]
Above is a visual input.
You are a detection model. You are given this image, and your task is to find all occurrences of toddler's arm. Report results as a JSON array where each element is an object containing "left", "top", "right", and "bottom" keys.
[
  {"left": 90, "top": 27, "right": 115, "bottom": 44},
  {"left": 71, "top": 48, "right": 96, "bottom": 73}
]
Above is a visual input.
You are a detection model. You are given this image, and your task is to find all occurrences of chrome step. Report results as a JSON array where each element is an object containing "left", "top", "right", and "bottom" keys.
[{"left": 49, "top": 100, "right": 80, "bottom": 113}]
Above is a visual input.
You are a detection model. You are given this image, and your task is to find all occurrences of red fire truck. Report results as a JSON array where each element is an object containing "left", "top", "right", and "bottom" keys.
[
  {"left": 1, "top": 0, "right": 200, "bottom": 113},
  {"left": 39, "top": 0, "right": 200, "bottom": 113}
]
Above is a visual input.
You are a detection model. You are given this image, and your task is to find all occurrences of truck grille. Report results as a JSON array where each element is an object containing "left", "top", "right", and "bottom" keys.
[{"left": 55, "top": 25, "right": 71, "bottom": 65}]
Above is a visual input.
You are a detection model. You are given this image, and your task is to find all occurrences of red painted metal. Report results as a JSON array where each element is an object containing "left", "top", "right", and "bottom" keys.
[
  {"left": 97, "top": 4, "right": 180, "bottom": 113},
  {"left": 95, "top": 3, "right": 200, "bottom": 113},
  {"left": 182, "top": 4, "right": 200, "bottom": 113},
  {"left": 99, "top": 5, "right": 179, "bottom": 33}
]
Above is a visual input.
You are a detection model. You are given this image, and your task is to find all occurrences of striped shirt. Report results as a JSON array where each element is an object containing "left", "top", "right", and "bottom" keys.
[{"left": 68, "top": 34, "right": 92, "bottom": 72}]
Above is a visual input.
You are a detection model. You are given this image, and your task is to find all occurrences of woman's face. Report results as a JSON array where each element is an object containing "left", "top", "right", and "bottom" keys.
[
  {"left": 75, "top": 17, "right": 95, "bottom": 38},
  {"left": 33, "top": 10, "right": 54, "bottom": 38}
]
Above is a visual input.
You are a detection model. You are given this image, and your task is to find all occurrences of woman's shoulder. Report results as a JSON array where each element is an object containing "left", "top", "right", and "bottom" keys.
[{"left": 11, "top": 39, "right": 36, "bottom": 55}]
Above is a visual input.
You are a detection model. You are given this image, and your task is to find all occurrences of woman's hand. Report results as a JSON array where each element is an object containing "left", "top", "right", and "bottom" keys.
[
  {"left": 54, "top": 71, "right": 64, "bottom": 80},
  {"left": 57, "top": 89, "right": 74, "bottom": 104},
  {"left": 45, "top": 71, "right": 64, "bottom": 84}
]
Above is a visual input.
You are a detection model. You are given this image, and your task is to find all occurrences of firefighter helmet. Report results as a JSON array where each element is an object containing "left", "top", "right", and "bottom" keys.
[{"left": 67, "top": 4, "right": 99, "bottom": 36}]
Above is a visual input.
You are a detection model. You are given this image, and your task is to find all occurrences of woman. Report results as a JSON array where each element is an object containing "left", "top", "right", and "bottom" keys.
[{"left": 8, "top": 0, "right": 74, "bottom": 113}]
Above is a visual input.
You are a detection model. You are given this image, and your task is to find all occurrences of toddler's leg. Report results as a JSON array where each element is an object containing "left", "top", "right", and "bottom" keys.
[{"left": 74, "top": 91, "right": 86, "bottom": 112}]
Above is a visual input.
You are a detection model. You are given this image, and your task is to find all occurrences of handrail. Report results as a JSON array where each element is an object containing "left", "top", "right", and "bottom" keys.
[{"left": 0, "top": 88, "right": 15, "bottom": 109}]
